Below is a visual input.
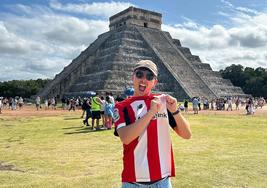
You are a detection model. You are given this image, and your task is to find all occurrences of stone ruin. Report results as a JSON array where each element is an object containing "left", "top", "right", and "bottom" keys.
[{"left": 38, "top": 6, "right": 245, "bottom": 100}]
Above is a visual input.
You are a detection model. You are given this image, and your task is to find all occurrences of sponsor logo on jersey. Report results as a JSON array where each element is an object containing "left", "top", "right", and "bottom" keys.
[{"left": 152, "top": 112, "right": 167, "bottom": 119}]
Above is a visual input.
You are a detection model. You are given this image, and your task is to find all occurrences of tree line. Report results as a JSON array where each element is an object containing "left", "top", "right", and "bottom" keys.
[
  {"left": 219, "top": 64, "right": 267, "bottom": 98},
  {"left": 0, "top": 79, "right": 51, "bottom": 98}
]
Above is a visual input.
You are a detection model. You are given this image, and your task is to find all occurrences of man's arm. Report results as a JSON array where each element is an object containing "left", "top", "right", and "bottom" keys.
[
  {"left": 172, "top": 113, "right": 191, "bottom": 139},
  {"left": 117, "top": 98, "right": 161, "bottom": 145},
  {"left": 96, "top": 97, "right": 103, "bottom": 105},
  {"left": 166, "top": 95, "right": 192, "bottom": 139}
]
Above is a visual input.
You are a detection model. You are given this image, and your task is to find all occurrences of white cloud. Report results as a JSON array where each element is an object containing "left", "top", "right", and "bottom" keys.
[
  {"left": 236, "top": 7, "right": 259, "bottom": 15},
  {"left": 0, "top": 1, "right": 138, "bottom": 81},
  {"left": 0, "top": 3, "right": 110, "bottom": 81},
  {"left": 0, "top": 22, "right": 32, "bottom": 55},
  {"left": 49, "top": 0, "right": 134, "bottom": 18},
  {"left": 163, "top": 2, "right": 267, "bottom": 71},
  {"left": 43, "top": 16, "right": 108, "bottom": 45},
  {"left": 220, "top": 0, "right": 234, "bottom": 8}
]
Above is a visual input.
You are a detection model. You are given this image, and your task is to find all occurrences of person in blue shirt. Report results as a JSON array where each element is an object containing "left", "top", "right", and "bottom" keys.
[{"left": 104, "top": 96, "right": 114, "bottom": 130}]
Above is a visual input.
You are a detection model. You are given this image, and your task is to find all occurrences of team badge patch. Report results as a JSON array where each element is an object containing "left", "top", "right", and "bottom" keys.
[{"left": 113, "top": 108, "right": 120, "bottom": 122}]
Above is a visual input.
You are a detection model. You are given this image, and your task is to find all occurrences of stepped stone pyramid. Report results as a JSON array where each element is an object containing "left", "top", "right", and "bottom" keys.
[{"left": 38, "top": 6, "right": 245, "bottom": 100}]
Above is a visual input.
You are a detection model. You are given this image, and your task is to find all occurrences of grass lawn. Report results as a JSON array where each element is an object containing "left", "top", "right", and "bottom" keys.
[{"left": 0, "top": 109, "right": 266, "bottom": 187}]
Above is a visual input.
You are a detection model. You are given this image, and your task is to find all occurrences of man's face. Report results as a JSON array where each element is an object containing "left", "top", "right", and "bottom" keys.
[{"left": 132, "top": 68, "right": 157, "bottom": 96}]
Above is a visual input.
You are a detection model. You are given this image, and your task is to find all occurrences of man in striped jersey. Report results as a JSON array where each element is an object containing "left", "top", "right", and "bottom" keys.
[{"left": 114, "top": 60, "right": 192, "bottom": 188}]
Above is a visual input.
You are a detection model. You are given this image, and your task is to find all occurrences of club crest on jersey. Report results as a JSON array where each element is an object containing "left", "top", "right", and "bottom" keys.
[
  {"left": 152, "top": 112, "right": 167, "bottom": 120},
  {"left": 113, "top": 108, "right": 120, "bottom": 122}
]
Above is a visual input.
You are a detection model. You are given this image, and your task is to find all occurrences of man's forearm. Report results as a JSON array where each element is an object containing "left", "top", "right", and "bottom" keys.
[{"left": 173, "top": 113, "right": 192, "bottom": 139}]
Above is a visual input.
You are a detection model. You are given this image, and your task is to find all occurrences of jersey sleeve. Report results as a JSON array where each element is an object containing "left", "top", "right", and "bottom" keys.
[
  {"left": 113, "top": 102, "right": 126, "bottom": 136},
  {"left": 167, "top": 110, "right": 177, "bottom": 129}
]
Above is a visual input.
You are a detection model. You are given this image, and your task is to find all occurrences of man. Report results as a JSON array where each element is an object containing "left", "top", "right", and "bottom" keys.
[
  {"left": 91, "top": 93, "right": 103, "bottom": 130},
  {"left": 0, "top": 97, "right": 3, "bottom": 114},
  {"left": 192, "top": 97, "right": 199, "bottom": 114},
  {"left": 114, "top": 60, "right": 192, "bottom": 188},
  {"left": 35, "top": 96, "right": 41, "bottom": 111}
]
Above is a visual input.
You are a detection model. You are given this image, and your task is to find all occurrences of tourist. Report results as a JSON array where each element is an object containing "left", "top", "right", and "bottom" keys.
[
  {"left": 0, "top": 97, "right": 3, "bottom": 114},
  {"left": 114, "top": 60, "right": 191, "bottom": 187},
  {"left": 210, "top": 99, "right": 215, "bottom": 110},
  {"left": 61, "top": 96, "right": 67, "bottom": 110},
  {"left": 226, "top": 97, "right": 233, "bottom": 111},
  {"left": 81, "top": 98, "right": 87, "bottom": 118},
  {"left": 124, "top": 87, "right": 134, "bottom": 98},
  {"left": 69, "top": 98, "right": 76, "bottom": 111},
  {"left": 246, "top": 97, "right": 254, "bottom": 115},
  {"left": 100, "top": 96, "right": 106, "bottom": 128},
  {"left": 192, "top": 97, "right": 199, "bottom": 114},
  {"left": 51, "top": 97, "right": 56, "bottom": 110},
  {"left": 47, "top": 98, "right": 51, "bottom": 109},
  {"left": 203, "top": 98, "right": 209, "bottom": 110},
  {"left": 91, "top": 93, "right": 103, "bottom": 130},
  {"left": 83, "top": 98, "right": 92, "bottom": 126},
  {"left": 11, "top": 97, "right": 17, "bottom": 110},
  {"left": 44, "top": 99, "right": 48, "bottom": 110},
  {"left": 8, "top": 97, "right": 12, "bottom": 109},
  {"left": 198, "top": 97, "right": 201, "bottom": 110},
  {"left": 3, "top": 98, "right": 8, "bottom": 109},
  {"left": 18, "top": 97, "right": 24, "bottom": 110},
  {"left": 35, "top": 96, "right": 41, "bottom": 111},
  {"left": 184, "top": 99, "right": 188, "bottom": 113},
  {"left": 104, "top": 96, "right": 114, "bottom": 130},
  {"left": 256, "top": 97, "right": 265, "bottom": 109},
  {"left": 235, "top": 97, "right": 240, "bottom": 110},
  {"left": 108, "top": 92, "right": 115, "bottom": 104}
]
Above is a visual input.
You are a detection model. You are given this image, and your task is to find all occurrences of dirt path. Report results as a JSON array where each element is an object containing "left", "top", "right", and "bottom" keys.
[
  {"left": 0, "top": 105, "right": 266, "bottom": 117},
  {"left": 0, "top": 105, "right": 81, "bottom": 117},
  {"left": 196, "top": 105, "right": 267, "bottom": 116}
]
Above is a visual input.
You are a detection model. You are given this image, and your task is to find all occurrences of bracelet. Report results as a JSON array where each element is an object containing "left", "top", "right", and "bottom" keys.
[{"left": 172, "top": 109, "right": 180, "bottom": 116}]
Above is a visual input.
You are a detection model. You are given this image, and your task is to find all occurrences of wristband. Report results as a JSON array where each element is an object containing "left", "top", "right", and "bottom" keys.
[{"left": 172, "top": 109, "right": 180, "bottom": 116}]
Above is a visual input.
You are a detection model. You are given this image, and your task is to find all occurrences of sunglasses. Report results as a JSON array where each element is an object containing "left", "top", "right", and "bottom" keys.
[{"left": 135, "top": 70, "right": 155, "bottom": 81}]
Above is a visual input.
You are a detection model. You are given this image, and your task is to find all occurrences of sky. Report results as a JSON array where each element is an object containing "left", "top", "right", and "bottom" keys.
[{"left": 0, "top": 0, "right": 267, "bottom": 81}]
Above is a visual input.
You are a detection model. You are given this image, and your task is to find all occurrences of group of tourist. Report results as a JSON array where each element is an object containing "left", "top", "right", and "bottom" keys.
[
  {"left": 0, "top": 96, "right": 24, "bottom": 112},
  {"left": 35, "top": 96, "right": 84, "bottom": 111},
  {"left": 0, "top": 94, "right": 265, "bottom": 117},
  {"left": 181, "top": 96, "right": 266, "bottom": 115},
  {"left": 80, "top": 92, "right": 119, "bottom": 131}
]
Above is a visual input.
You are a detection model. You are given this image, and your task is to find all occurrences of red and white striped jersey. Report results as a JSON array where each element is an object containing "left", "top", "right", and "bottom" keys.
[{"left": 114, "top": 94, "right": 176, "bottom": 182}]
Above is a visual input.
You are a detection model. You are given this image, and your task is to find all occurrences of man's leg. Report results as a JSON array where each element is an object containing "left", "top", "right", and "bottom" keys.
[
  {"left": 92, "top": 118, "right": 95, "bottom": 130},
  {"left": 96, "top": 119, "right": 100, "bottom": 130}
]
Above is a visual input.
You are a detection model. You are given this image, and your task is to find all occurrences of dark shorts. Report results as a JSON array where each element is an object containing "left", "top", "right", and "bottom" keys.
[
  {"left": 100, "top": 111, "right": 104, "bottom": 115},
  {"left": 92, "top": 111, "right": 101, "bottom": 119}
]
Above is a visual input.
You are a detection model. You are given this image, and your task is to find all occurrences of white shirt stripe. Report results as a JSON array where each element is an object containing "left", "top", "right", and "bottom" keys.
[{"left": 131, "top": 100, "right": 150, "bottom": 181}]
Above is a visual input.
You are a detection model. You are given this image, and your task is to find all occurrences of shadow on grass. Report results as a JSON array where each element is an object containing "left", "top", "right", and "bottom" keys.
[
  {"left": 64, "top": 127, "right": 108, "bottom": 134},
  {"left": 0, "top": 161, "right": 25, "bottom": 172},
  {"left": 62, "top": 126, "right": 84, "bottom": 129},
  {"left": 64, "top": 117, "right": 82, "bottom": 120}
]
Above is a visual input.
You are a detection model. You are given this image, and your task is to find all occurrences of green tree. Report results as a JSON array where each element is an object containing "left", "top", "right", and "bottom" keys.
[
  {"left": 219, "top": 64, "right": 246, "bottom": 87},
  {"left": 0, "top": 79, "right": 51, "bottom": 98},
  {"left": 220, "top": 65, "right": 267, "bottom": 98}
]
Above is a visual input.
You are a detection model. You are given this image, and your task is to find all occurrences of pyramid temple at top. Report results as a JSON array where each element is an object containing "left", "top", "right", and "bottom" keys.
[{"left": 38, "top": 6, "right": 245, "bottom": 100}]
